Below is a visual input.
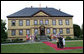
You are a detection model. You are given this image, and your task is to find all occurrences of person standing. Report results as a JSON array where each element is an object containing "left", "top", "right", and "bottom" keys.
[
  {"left": 58, "top": 36, "right": 63, "bottom": 48},
  {"left": 62, "top": 36, "right": 65, "bottom": 48},
  {"left": 56, "top": 37, "right": 59, "bottom": 48}
]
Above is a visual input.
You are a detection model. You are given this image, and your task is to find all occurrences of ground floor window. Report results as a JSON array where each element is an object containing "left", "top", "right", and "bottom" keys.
[
  {"left": 34, "top": 29, "right": 38, "bottom": 35},
  {"left": 59, "top": 28, "right": 63, "bottom": 34},
  {"left": 26, "top": 29, "right": 30, "bottom": 35},
  {"left": 53, "top": 28, "right": 56, "bottom": 34},
  {"left": 19, "top": 30, "right": 23, "bottom": 35},
  {"left": 46, "top": 28, "right": 50, "bottom": 34},
  {"left": 11, "top": 30, "right": 16, "bottom": 36},
  {"left": 66, "top": 28, "right": 70, "bottom": 34}
]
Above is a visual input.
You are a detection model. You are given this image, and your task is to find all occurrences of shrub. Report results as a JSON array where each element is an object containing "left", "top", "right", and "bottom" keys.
[
  {"left": 65, "top": 36, "right": 72, "bottom": 40},
  {"left": 46, "top": 35, "right": 52, "bottom": 41},
  {"left": 74, "top": 36, "right": 78, "bottom": 40},
  {"left": 35, "top": 34, "right": 40, "bottom": 41}
]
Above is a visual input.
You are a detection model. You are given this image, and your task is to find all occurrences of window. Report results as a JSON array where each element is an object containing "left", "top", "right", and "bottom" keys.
[
  {"left": 19, "top": 30, "right": 23, "bottom": 35},
  {"left": 59, "top": 28, "right": 63, "bottom": 34},
  {"left": 11, "top": 30, "right": 16, "bottom": 36},
  {"left": 66, "top": 28, "right": 70, "bottom": 34},
  {"left": 52, "top": 20, "right": 56, "bottom": 25},
  {"left": 46, "top": 28, "right": 50, "bottom": 34},
  {"left": 65, "top": 19, "right": 69, "bottom": 25},
  {"left": 26, "top": 20, "right": 30, "bottom": 26},
  {"left": 34, "top": 20, "right": 38, "bottom": 25},
  {"left": 53, "top": 28, "right": 56, "bottom": 34},
  {"left": 11, "top": 20, "right": 15, "bottom": 26},
  {"left": 19, "top": 20, "right": 23, "bottom": 26},
  {"left": 34, "top": 29, "right": 38, "bottom": 34},
  {"left": 45, "top": 20, "right": 49, "bottom": 25},
  {"left": 40, "top": 20, "right": 43, "bottom": 25},
  {"left": 59, "top": 20, "right": 63, "bottom": 25},
  {"left": 26, "top": 29, "right": 30, "bottom": 35}
]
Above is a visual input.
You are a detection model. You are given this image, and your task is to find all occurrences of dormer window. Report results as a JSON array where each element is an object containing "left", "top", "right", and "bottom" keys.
[{"left": 11, "top": 20, "right": 15, "bottom": 26}]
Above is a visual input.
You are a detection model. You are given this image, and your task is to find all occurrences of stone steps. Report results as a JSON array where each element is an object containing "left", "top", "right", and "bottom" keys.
[{"left": 40, "top": 35, "right": 49, "bottom": 42}]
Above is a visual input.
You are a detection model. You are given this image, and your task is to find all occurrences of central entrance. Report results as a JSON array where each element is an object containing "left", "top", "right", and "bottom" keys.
[{"left": 39, "top": 25, "right": 45, "bottom": 36}]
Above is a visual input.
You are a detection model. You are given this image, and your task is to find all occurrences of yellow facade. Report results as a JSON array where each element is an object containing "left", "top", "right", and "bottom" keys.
[{"left": 8, "top": 11, "right": 74, "bottom": 41}]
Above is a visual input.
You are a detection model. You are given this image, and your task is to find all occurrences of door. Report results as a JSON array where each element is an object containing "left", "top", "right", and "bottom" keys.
[{"left": 40, "top": 25, "right": 45, "bottom": 36}]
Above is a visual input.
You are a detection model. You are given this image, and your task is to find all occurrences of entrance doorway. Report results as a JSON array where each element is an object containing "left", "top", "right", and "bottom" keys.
[{"left": 39, "top": 25, "right": 45, "bottom": 36}]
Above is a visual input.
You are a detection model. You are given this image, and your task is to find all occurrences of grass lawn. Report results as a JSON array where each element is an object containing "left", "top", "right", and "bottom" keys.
[{"left": 1, "top": 40, "right": 83, "bottom": 53}]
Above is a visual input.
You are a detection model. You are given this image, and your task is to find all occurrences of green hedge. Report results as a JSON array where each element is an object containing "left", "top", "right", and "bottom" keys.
[
  {"left": 65, "top": 36, "right": 83, "bottom": 40},
  {"left": 1, "top": 38, "right": 25, "bottom": 43}
]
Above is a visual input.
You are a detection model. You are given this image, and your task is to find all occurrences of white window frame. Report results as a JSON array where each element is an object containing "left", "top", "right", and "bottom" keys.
[
  {"left": 11, "top": 30, "right": 16, "bottom": 36},
  {"left": 59, "top": 20, "right": 63, "bottom": 25},
  {"left": 26, "top": 29, "right": 30, "bottom": 35},
  {"left": 66, "top": 28, "right": 70, "bottom": 34},
  {"left": 19, "top": 30, "right": 23, "bottom": 35},
  {"left": 52, "top": 20, "right": 56, "bottom": 25},
  {"left": 34, "top": 29, "right": 38, "bottom": 34},
  {"left": 47, "top": 28, "right": 50, "bottom": 34},
  {"left": 11, "top": 20, "right": 16, "bottom": 26},
  {"left": 19, "top": 20, "right": 23, "bottom": 26},
  {"left": 26, "top": 20, "right": 30, "bottom": 26},
  {"left": 45, "top": 20, "right": 49, "bottom": 25},
  {"left": 53, "top": 28, "right": 56, "bottom": 34},
  {"left": 59, "top": 28, "right": 63, "bottom": 34},
  {"left": 66, "top": 19, "right": 69, "bottom": 25}
]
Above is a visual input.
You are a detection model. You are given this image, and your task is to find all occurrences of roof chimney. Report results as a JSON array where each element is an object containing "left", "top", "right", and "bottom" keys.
[
  {"left": 31, "top": 6, "right": 32, "bottom": 8},
  {"left": 46, "top": 6, "right": 47, "bottom": 8},
  {"left": 59, "top": 9, "right": 61, "bottom": 11},
  {"left": 39, "top": 3, "right": 41, "bottom": 9}
]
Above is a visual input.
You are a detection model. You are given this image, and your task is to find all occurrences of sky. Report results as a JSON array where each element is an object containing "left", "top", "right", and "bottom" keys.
[{"left": 1, "top": 1, "right": 83, "bottom": 29}]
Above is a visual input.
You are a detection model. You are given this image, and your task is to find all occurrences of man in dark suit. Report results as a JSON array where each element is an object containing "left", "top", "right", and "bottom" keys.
[{"left": 58, "top": 36, "right": 63, "bottom": 48}]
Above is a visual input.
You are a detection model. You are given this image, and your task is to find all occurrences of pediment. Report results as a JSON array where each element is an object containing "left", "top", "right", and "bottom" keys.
[{"left": 33, "top": 11, "right": 49, "bottom": 16}]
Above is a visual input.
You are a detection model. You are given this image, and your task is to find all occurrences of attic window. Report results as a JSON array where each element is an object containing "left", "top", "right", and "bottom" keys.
[{"left": 11, "top": 20, "right": 15, "bottom": 26}]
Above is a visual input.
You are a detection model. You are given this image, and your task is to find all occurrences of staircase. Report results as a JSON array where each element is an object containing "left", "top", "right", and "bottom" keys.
[{"left": 40, "top": 35, "right": 49, "bottom": 42}]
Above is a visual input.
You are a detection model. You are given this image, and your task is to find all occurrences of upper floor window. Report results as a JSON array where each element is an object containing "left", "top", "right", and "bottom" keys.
[
  {"left": 34, "top": 29, "right": 38, "bottom": 34},
  {"left": 66, "top": 28, "right": 70, "bottom": 34},
  {"left": 59, "top": 28, "right": 63, "bottom": 34},
  {"left": 59, "top": 20, "right": 63, "bottom": 25},
  {"left": 45, "top": 20, "right": 49, "bottom": 25},
  {"left": 11, "top": 30, "right": 16, "bottom": 36},
  {"left": 46, "top": 28, "right": 50, "bottom": 34},
  {"left": 34, "top": 20, "right": 38, "bottom": 25},
  {"left": 26, "top": 20, "right": 30, "bottom": 26},
  {"left": 19, "top": 30, "right": 23, "bottom": 35},
  {"left": 11, "top": 20, "right": 16, "bottom": 26},
  {"left": 53, "top": 28, "right": 56, "bottom": 34},
  {"left": 40, "top": 20, "right": 43, "bottom": 25},
  {"left": 19, "top": 20, "right": 23, "bottom": 26},
  {"left": 26, "top": 29, "right": 30, "bottom": 35},
  {"left": 65, "top": 19, "right": 69, "bottom": 25},
  {"left": 52, "top": 20, "right": 56, "bottom": 25}
]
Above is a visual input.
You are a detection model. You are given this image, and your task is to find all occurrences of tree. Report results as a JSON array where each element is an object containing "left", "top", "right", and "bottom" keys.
[
  {"left": 73, "top": 24, "right": 81, "bottom": 38},
  {"left": 1, "top": 19, "right": 7, "bottom": 42},
  {"left": 82, "top": 24, "right": 83, "bottom": 35}
]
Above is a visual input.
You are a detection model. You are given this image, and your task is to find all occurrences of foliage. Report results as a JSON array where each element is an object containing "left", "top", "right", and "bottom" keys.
[
  {"left": 46, "top": 35, "right": 52, "bottom": 41},
  {"left": 81, "top": 24, "right": 83, "bottom": 35},
  {"left": 65, "top": 36, "right": 72, "bottom": 40},
  {"left": 1, "top": 19, "right": 7, "bottom": 42},
  {"left": 73, "top": 24, "right": 81, "bottom": 38},
  {"left": 35, "top": 34, "right": 40, "bottom": 41}
]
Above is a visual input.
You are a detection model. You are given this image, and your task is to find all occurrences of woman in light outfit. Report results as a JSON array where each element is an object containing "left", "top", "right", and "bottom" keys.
[{"left": 62, "top": 36, "right": 65, "bottom": 48}]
